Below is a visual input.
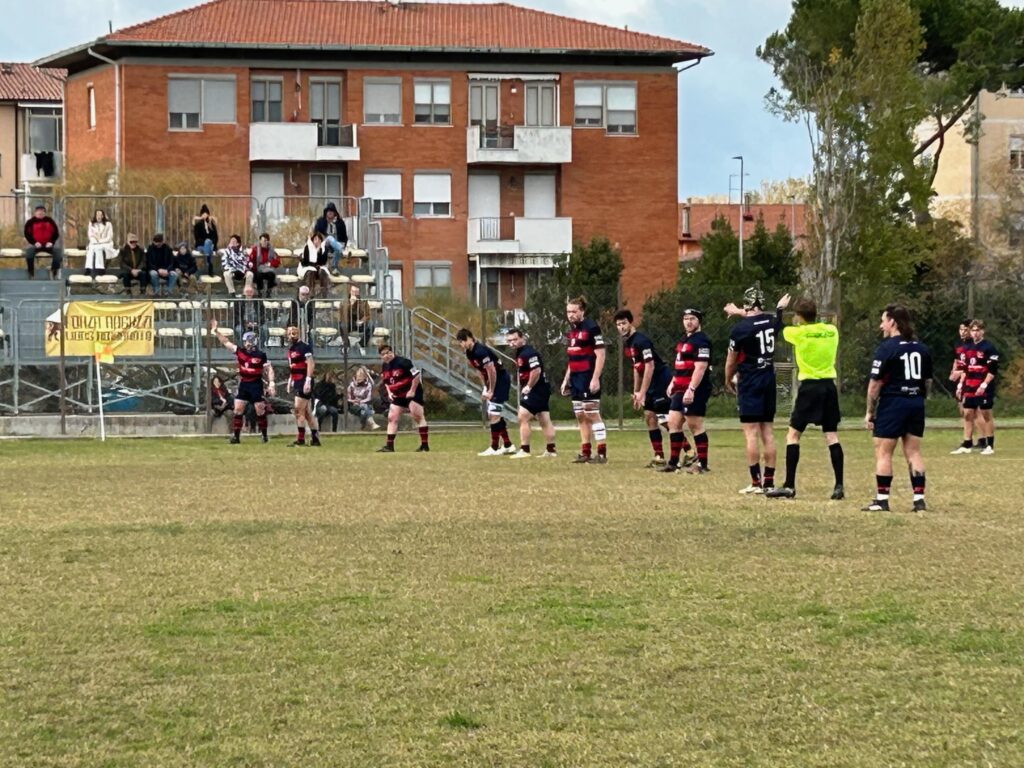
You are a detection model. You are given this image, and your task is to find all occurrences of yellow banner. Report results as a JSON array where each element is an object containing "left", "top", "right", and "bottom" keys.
[{"left": 45, "top": 301, "right": 155, "bottom": 358}]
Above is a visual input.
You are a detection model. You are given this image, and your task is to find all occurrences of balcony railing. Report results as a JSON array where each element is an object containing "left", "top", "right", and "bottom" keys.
[
  {"left": 468, "top": 216, "right": 572, "bottom": 255},
  {"left": 466, "top": 125, "right": 572, "bottom": 164},
  {"left": 249, "top": 123, "right": 360, "bottom": 162}
]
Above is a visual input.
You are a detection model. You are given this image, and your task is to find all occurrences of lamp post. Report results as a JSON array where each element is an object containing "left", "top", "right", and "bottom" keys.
[{"left": 732, "top": 155, "right": 744, "bottom": 270}]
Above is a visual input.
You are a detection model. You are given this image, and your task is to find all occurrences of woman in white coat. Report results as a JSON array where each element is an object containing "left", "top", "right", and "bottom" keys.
[{"left": 85, "top": 209, "right": 115, "bottom": 276}]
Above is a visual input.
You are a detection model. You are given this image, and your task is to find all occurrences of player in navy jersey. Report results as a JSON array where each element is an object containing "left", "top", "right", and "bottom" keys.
[
  {"left": 376, "top": 344, "right": 429, "bottom": 452},
  {"left": 662, "top": 307, "right": 712, "bottom": 474},
  {"left": 456, "top": 328, "right": 516, "bottom": 456},
  {"left": 956, "top": 319, "right": 999, "bottom": 455},
  {"left": 863, "top": 305, "right": 933, "bottom": 512},
  {"left": 723, "top": 286, "right": 787, "bottom": 494},
  {"left": 614, "top": 309, "right": 675, "bottom": 467},
  {"left": 285, "top": 325, "right": 320, "bottom": 447},
  {"left": 211, "top": 319, "right": 275, "bottom": 443},
  {"left": 949, "top": 320, "right": 977, "bottom": 453},
  {"left": 505, "top": 327, "right": 557, "bottom": 458},
  {"left": 561, "top": 297, "right": 608, "bottom": 464}
]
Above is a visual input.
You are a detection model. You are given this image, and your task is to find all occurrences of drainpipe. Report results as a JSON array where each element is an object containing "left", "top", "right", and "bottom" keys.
[{"left": 86, "top": 48, "right": 120, "bottom": 177}]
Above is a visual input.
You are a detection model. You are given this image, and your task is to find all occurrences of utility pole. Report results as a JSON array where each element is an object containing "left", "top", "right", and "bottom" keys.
[{"left": 732, "top": 155, "right": 744, "bottom": 270}]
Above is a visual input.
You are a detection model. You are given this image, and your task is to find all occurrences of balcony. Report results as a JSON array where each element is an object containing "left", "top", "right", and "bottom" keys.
[
  {"left": 466, "top": 125, "right": 572, "bottom": 165},
  {"left": 467, "top": 216, "right": 572, "bottom": 256},
  {"left": 249, "top": 123, "right": 360, "bottom": 162},
  {"left": 21, "top": 151, "right": 63, "bottom": 183}
]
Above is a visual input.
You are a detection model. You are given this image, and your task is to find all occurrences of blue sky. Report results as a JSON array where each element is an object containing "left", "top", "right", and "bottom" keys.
[{"left": 2, "top": 0, "right": 809, "bottom": 199}]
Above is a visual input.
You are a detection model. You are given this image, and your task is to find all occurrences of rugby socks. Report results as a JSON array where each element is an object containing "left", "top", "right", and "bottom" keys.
[
  {"left": 783, "top": 444, "right": 800, "bottom": 489},
  {"left": 749, "top": 464, "right": 762, "bottom": 488},
  {"left": 489, "top": 422, "right": 501, "bottom": 450},
  {"left": 875, "top": 475, "right": 892, "bottom": 501},
  {"left": 829, "top": 443, "right": 844, "bottom": 486},
  {"left": 581, "top": 442, "right": 592, "bottom": 458},
  {"left": 649, "top": 429, "right": 664, "bottom": 459},
  {"left": 593, "top": 421, "right": 607, "bottom": 458},
  {"left": 386, "top": 433, "right": 396, "bottom": 449},
  {"left": 910, "top": 471, "right": 926, "bottom": 501},
  {"left": 418, "top": 426, "right": 429, "bottom": 447},
  {"left": 668, "top": 431, "right": 684, "bottom": 466},
  {"left": 498, "top": 418, "right": 512, "bottom": 448},
  {"left": 232, "top": 414, "right": 243, "bottom": 439},
  {"left": 961, "top": 439, "right": 973, "bottom": 449},
  {"left": 520, "top": 444, "right": 531, "bottom": 454},
  {"left": 257, "top": 414, "right": 268, "bottom": 438},
  {"left": 987, "top": 435, "right": 995, "bottom": 448},
  {"left": 694, "top": 432, "right": 709, "bottom": 469},
  {"left": 763, "top": 466, "right": 775, "bottom": 490},
  {"left": 297, "top": 427, "right": 306, "bottom": 443},
  {"left": 546, "top": 442, "right": 557, "bottom": 454}
]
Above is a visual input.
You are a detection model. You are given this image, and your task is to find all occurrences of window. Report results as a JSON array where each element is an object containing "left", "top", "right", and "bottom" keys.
[
  {"left": 364, "top": 79, "right": 401, "bottom": 124},
  {"left": 27, "top": 108, "right": 62, "bottom": 152},
  {"left": 574, "top": 82, "right": 637, "bottom": 134},
  {"left": 364, "top": 172, "right": 402, "bottom": 216},
  {"left": 87, "top": 86, "right": 95, "bottom": 129},
  {"left": 469, "top": 82, "right": 499, "bottom": 126},
  {"left": 1010, "top": 213, "right": 1024, "bottom": 248},
  {"left": 168, "top": 76, "right": 236, "bottom": 129},
  {"left": 414, "top": 263, "right": 452, "bottom": 296},
  {"left": 483, "top": 270, "right": 500, "bottom": 309},
  {"left": 310, "top": 172, "right": 343, "bottom": 210},
  {"left": 525, "top": 83, "right": 556, "bottom": 127},
  {"left": 414, "top": 80, "right": 451, "bottom": 125},
  {"left": 1011, "top": 136, "right": 1024, "bottom": 172},
  {"left": 310, "top": 80, "right": 341, "bottom": 145},
  {"left": 251, "top": 78, "right": 282, "bottom": 123},
  {"left": 413, "top": 173, "right": 451, "bottom": 217}
]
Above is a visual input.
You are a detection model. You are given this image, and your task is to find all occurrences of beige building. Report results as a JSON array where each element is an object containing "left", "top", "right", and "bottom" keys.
[
  {"left": 927, "top": 88, "right": 1024, "bottom": 257},
  {"left": 0, "top": 63, "right": 65, "bottom": 208}
]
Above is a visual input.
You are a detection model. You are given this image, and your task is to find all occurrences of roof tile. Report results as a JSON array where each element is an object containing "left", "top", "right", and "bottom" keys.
[{"left": 0, "top": 63, "right": 65, "bottom": 102}]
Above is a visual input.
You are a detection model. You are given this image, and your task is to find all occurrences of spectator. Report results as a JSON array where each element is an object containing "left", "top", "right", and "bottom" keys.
[
  {"left": 234, "top": 283, "right": 265, "bottom": 338},
  {"left": 116, "top": 233, "right": 148, "bottom": 293},
  {"left": 347, "top": 283, "right": 374, "bottom": 348},
  {"left": 192, "top": 204, "right": 219, "bottom": 276},
  {"left": 84, "top": 209, "right": 115, "bottom": 277},
  {"left": 145, "top": 233, "right": 178, "bottom": 296},
  {"left": 290, "top": 284, "right": 316, "bottom": 332},
  {"left": 174, "top": 241, "right": 199, "bottom": 292},
  {"left": 313, "top": 371, "right": 341, "bottom": 431},
  {"left": 23, "top": 204, "right": 63, "bottom": 280},
  {"left": 298, "top": 232, "right": 331, "bottom": 296},
  {"left": 346, "top": 366, "right": 380, "bottom": 430},
  {"left": 313, "top": 201, "right": 348, "bottom": 274},
  {"left": 211, "top": 375, "right": 233, "bottom": 420},
  {"left": 219, "top": 234, "right": 252, "bottom": 296},
  {"left": 249, "top": 232, "right": 280, "bottom": 297}
]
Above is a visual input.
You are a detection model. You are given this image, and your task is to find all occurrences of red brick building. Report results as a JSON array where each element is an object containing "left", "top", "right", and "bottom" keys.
[
  {"left": 38, "top": 0, "right": 709, "bottom": 308},
  {"left": 679, "top": 202, "right": 808, "bottom": 261}
]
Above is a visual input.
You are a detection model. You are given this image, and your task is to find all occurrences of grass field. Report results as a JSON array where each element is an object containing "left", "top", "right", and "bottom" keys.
[{"left": 2, "top": 427, "right": 1022, "bottom": 767}]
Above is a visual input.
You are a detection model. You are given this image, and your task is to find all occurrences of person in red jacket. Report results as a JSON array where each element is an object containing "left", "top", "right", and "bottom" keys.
[
  {"left": 248, "top": 232, "right": 280, "bottom": 297},
  {"left": 23, "top": 205, "right": 63, "bottom": 279}
]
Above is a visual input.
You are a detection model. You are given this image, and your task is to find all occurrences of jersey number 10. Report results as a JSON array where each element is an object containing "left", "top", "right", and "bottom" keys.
[{"left": 900, "top": 351, "right": 922, "bottom": 381}]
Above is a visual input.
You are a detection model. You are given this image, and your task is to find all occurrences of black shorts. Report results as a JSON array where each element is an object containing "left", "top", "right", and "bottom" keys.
[
  {"left": 236, "top": 380, "right": 265, "bottom": 404},
  {"left": 521, "top": 383, "right": 551, "bottom": 415},
  {"left": 790, "top": 379, "right": 840, "bottom": 433},
  {"left": 963, "top": 392, "right": 994, "bottom": 410},
  {"left": 289, "top": 377, "right": 313, "bottom": 400},
  {"left": 491, "top": 373, "right": 511, "bottom": 406},
  {"left": 644, "top": 390, "right": 671, "bottom": 415},
  {"left": 569, "top": 371, "right": 600, "bottom": 402},
  {"left": 873, "top": 397, "right": 925, "bottom": 439},
  {"left": 738, "top": 373, "right": 777, "bottom": 423},
  {"left": 669, "top": 389, "right": 709, "bottom": 417},
  {"left": 390, "top": 385, "right": 424, "bottom": 410}
]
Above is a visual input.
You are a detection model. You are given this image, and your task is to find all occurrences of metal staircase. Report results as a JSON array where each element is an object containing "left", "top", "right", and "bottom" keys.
[{"left": 385, "top": 303, "right": 519, "bottom": 419}]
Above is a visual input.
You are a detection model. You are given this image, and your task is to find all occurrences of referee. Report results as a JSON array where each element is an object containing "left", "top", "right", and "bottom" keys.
[{"left": 765, "top": 296, "right": 845, "bottom": 500}]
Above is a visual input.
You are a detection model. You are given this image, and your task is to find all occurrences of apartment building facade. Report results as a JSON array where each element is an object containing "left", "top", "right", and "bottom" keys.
[
  {"left": 0, "top": 63, "right": 65, "bottom": 201},
  {"left": 38, "top": 0, "right": 709, "bottom": 307},
  {"left": 678, "top": 201, "right": 808, "bottom": 261}
]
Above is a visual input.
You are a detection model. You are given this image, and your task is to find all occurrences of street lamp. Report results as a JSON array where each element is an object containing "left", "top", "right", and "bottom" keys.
[{"left": 732, "top": 155, "right": 744, "bottom": 270}]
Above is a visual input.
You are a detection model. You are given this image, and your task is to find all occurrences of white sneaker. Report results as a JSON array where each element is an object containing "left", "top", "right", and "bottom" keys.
[
  {"left": 536, "top": 450, "right": 558, "bottom": 458},
  {"left": 980, "top": 445, "right": 994, "bottom": 455},
  {"left": 509, "top": 449, "right": 531, "bottom": 459},
  {"left": 950, "top": 446, "right": 972, "bottom": 455},
  {"left": 499, "top": 445, "right": 518, "bottom": 455},
  {"left": 477, "top": 447, "right": 501, "bottom": 456},
  {"left": 738, "top": 485, "right": 764, "bottom": 495},
  {"left": 370, "top": 421, "right": 381, "bottom": 430}
]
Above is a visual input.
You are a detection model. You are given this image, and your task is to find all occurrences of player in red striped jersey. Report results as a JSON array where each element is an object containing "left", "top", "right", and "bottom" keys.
[
  {"left": 211, "top": 319, "right": 275, "bottom": 444},
  {"left": 560, "top": 297, "right": 608, "bottom": 464}
]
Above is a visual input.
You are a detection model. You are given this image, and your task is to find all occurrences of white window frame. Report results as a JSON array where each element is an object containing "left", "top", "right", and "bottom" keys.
[
  {"left": 26, "top": 107, "right": 62, "bottom": 152},
  {"left": 414, "top": 261, "right": 452, "bottom": 295},
  {"left": 573, "top": 81, "right": 637, "bottom": 135},
  {"left": 251, "top": 77, "right": 283, "bottom": 123},
  {"left": 1011, "top": 136, "right": 1024, "bottom": 172},
  {"left": 525, "top": 83, "right": 558, "bottom": 127},
  {"left": 413, "top": 172, "right": 452, "bottom": 218},
  {"left": 310, "top": 172, "right": 343, "bottom": 209},
  {"left": 167, "top": 75, "right": 237, "bottom": 131},
  {"left": 87, "top": 85, "right": 96, "bottom": 130},
  {"left": 414, "top": 79, "right": 451, "bottom": 125},
  {"left": 363, "top": 77, "right": 402, "bottom": 125},
  {"left": 364, "top": 171, "right": 403, "bottom": 217}
]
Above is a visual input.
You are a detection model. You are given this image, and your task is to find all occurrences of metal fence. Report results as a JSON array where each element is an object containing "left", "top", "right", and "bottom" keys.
[
  {"left": 58, "top": 195, "right": 160, "bottom": 250},
  {"left": 0, "top": 194, "right": 55, "bottom": 250},
  {"left": 161, "top": 195, "right": 263, "bottom": 252}
]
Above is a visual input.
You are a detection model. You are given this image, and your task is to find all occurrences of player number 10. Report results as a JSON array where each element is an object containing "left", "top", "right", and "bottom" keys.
[{"left": 900, "top": 351, "right": 922, "bottom": 381}]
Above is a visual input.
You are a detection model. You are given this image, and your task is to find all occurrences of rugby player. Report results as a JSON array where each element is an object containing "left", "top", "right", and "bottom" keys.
[
  {"left": 614, "top": 309, "right": 675, "bottom": 467},
  {"left": 505, "top": 327, "right": 557, "bottom": 458},
  {"left": 948, "top": 320, "right": 976, "bottom": 453},
  {"left": 661, "top": 307, "right": 711, "bottom": 474},
  {"left": 956, "top": 319, "right": 998, "bottom": 455},
  {"left": 285, "top": 325, "right": 320, "bottom": 447},
  {"left": 377, "top": 345, "right": 430, "bottom": 453},
  {"left": 211, "top": 319, "right": 274, "bottom": 443},
  {"left": 561, "top": 297, "right": 608, "bottom": 464},
  {"left": 456, "top": 328, "right": 516, "bottom": 456}
]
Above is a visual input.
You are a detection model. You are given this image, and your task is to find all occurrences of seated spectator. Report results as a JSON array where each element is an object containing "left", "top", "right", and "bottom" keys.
[
  {"left": 219, "top": 234, "right": 252, "bottom": 296},
  {"left": 313, "top": 371, "right": 341, "bottom": 432},
  {"left": 84, "top": 209, "right": 115, "bottom": 277},
  {"left": 146, "top": 233, "right": 178, "bottom": 296},
  {"left": 174, "top": 241, "right": 198, "bottom": 291},
  {"left": 249, "top": 232, "right": 280, "bottom": 297},
  {"left": 23, "top": 204, "right": 63, "bottom": 280},
  {"left": 116, "top": 233, "right": 149, "bottom": 293},
  {"left": 192, "top": 204, "right": 219, "bottom": 277},
  {"left": 313, "top": 201, "right": 348, "bottom": 274},
  {"left": 346, "top": 366, "right": 380, "bottom": 430},
  {"left": 211, "top": 375, "right": 233, "bottom": 420},
  {"left": 298, "top": 232, "right": 331, "bottom": 296},
  {"left": 347, "top": 283, "right": 374, "bottom": 348},
  {"left": 289, "top": 285, "right": 316, "bottom": 334}
]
